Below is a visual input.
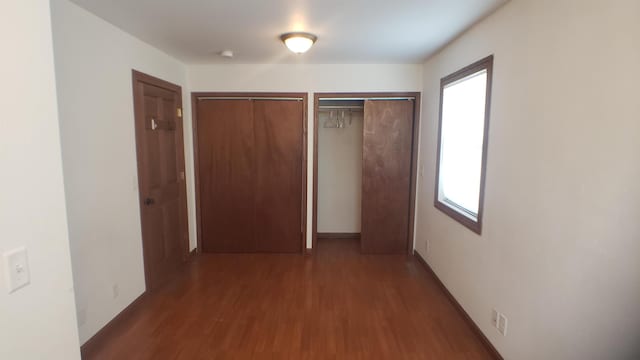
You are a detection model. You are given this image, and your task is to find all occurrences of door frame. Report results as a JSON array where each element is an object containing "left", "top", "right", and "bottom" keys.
[
  {"left": 191, "top": 92, "right": 308, "bottom": 254},
  {"left": 131, "top": 70, "right": 190, "bottom": 289},
  {"left": 312, "top": 92, "right": 421, "bottom": 255}
]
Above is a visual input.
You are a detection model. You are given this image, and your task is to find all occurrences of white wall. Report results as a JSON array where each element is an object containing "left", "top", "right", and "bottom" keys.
[
  {"left": 0, "top": 0, "right": 80, "bottom": 359},
  {"left": 317, "top": 111, "right": 363, "bottom": 233},
  {"left": 51, "top": 0, "right": 194, "bottom": 344},
  {"left": 416, "top": 0, "right": 640, "bottom": 359},
  {"left": 189, "top": 64, "right": 422, "bottom": 248}
]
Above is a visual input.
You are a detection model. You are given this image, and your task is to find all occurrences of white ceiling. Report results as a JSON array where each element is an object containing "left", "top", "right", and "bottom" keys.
[{"left": 69, "top": 0, "right": 508, "bottom": 64}]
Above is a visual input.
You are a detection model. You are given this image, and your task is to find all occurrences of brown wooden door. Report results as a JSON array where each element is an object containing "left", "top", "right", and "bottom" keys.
[
  {"left": 133, "top": 71, "right": 189, "bottom": 290},
  {"left": 361, "top": 100, "right": 415, "bottom": 254},
  {"left": 196, "top": 98, "right": 303, "bottom": 253},
  {"left": 197, "top": 100, "right": 256, "bottom": 253},
  {"left": 253, "top": 100, "right": 303, "bottom": 253}
]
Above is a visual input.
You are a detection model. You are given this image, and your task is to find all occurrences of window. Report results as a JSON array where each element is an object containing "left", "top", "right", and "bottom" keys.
[{"left": 434, "top": 55, "right": 493, "bottom": 234}]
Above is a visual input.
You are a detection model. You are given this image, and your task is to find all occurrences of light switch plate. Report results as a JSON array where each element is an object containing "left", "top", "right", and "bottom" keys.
[{"left": 3, "top": 247, "right": 30, "bottom": 293}]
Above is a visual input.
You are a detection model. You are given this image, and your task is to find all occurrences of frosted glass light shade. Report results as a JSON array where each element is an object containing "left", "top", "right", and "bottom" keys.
[{"left": 280, "top": 32, "right": 317, "bottom": 54}]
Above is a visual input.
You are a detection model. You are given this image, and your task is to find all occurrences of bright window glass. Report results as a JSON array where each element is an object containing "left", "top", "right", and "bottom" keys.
[{"left": 438, "top": 70, "right": 488, "bottom": 219}]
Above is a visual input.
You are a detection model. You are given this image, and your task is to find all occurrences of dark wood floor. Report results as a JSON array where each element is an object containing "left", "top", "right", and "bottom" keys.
[{"left": 85, "top": 239, "right": 494, "bottom": 359}]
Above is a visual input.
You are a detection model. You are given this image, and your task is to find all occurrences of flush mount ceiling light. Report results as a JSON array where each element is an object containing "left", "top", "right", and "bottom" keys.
[
  {"left": 280, "top": 32, "right": 317, "bottom": 54},
  {"left": 219, "top": 50, "right": 234, "bottom": 58}
]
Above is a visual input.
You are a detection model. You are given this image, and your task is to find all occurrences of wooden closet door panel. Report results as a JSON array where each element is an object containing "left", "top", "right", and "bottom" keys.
[
  {"left": 361, "top": 100, "right": 414, "bottom": 254},
  {"left": 197, "top": 100, "right": 256, "bottom": 252},
  {"left": 253, "top": 100, "right": 303, "bottom": 253}
]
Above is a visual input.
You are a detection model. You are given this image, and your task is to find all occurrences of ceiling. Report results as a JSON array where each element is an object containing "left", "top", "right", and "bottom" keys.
[{"left": 69, "top": 0, "right": 508, "bottom": 64}]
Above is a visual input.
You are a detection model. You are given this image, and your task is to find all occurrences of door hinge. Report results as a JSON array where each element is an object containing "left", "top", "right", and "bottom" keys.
[{"left": 177, "top": 108, "right": 182, "bottom": 118}]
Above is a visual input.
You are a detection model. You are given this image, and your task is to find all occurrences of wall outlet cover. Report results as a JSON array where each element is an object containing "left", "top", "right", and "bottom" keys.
[
  {"left": 498, "top": 313, "right": 508, "bottom": 336},
  {"left": 2, "top": 247, "right": 30, "bottom": 294}
]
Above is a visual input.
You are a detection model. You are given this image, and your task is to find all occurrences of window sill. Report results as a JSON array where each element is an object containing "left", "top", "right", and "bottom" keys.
[{"left": 434, "top": 200, "right": 482, "bottom": 235}]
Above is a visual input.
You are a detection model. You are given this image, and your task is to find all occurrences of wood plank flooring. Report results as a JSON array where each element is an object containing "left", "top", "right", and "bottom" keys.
[{"left": 84, "top": 239, "right": 494, "bottom": 359}]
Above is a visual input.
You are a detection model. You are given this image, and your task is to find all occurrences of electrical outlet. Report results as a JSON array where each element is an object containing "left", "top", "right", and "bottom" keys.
[
  {"left": 2, "top": 247, "right": 30, "bottom": 293},
  {"left": 492, "top": 309, "right": 508, "bottom": 336},
  {"left": 498, "top": 313, "right": 508, "bottom": 336},
  {"left": 112, "top": 284, "right": 119, "bottom": 299},
  {"left": 424, "top": 239, "right": 429, "bottom": 253}
]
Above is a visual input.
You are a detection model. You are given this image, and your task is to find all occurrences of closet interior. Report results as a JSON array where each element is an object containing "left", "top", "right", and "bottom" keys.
[
  {"left": 315, "top": 94, "right": 419, "bottom": 254},
  {"left": 316, "top": 100, "right": 364, "bottom": 245}
]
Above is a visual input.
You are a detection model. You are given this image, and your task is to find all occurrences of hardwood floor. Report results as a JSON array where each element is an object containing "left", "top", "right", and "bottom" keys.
[{"left": 84, "top": 239, "right": 494, "bottom": 359}]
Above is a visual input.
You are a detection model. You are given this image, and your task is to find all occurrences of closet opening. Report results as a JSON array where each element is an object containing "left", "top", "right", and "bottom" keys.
[
  {"left": 316, "top": 99, "right": 365, "bottom": 253},
  {"left": 312, "top": 93, "right": 421, "bottom": 255}
]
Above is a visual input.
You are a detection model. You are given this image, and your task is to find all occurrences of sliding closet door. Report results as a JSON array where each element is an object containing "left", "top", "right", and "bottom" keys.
[
  {"left": 361, "top": 100, "right": 415, "bottom": 254},
  {"left": 197, "top": 100, "right": 256, "bottom": 252},
  {"left": 253, "top": 100, "right": 303, "bottom": 253},
  {"left": 196, "top": 97, "right": 304, "bottom": 253}
]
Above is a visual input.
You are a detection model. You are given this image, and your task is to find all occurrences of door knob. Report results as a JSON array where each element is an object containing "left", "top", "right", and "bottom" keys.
[{"left": 144, "top": 198, "right": 155, "bottom": 206}]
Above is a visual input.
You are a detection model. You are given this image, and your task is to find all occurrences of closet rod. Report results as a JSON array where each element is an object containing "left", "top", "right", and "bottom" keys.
[
  {"left": 198, "top": 97, "right": 303, "bottom": 101},
  {"left": 318, "top": 106, "right": 364, "bottom": 110},
  {"left": 319, "top": 97, "right": 415, "bottom": 101}
]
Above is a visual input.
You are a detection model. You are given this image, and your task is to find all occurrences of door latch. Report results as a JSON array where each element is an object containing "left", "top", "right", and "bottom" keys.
[{"left": 144, "top": 198, "right": 155, "bottom": 206}]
